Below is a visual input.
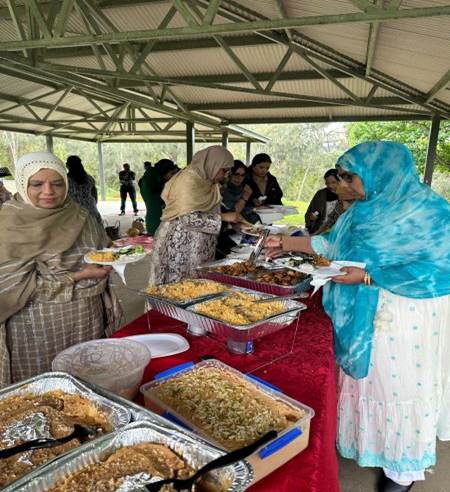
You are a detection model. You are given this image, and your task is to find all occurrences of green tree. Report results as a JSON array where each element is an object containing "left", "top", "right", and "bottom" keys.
[{"left": 347, "top": 120, "right": 450, "bottom": 174}]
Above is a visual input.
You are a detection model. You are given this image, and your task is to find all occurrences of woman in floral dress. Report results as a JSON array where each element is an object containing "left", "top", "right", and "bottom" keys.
[{"left": 148, "top": 146, "right": 239, "bottom": 285}]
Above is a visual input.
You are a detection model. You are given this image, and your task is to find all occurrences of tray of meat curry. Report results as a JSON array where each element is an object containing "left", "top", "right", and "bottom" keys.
[{"left": 196, "top": 259, "right": 312, "bottom": 296}]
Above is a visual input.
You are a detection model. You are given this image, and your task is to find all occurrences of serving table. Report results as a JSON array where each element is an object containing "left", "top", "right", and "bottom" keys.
[{"left": 112, "top": 292, "right": 340, "bottom": 492}]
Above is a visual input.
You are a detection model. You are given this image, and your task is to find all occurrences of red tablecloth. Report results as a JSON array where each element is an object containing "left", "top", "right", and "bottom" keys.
[{"left": 112, "top": 294, "right": 339, "bottom": 492}]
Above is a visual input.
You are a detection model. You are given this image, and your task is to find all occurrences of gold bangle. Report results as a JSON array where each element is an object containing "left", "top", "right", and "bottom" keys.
[{"left": 363, "top": 271, "right": 372, "bottom": 286}]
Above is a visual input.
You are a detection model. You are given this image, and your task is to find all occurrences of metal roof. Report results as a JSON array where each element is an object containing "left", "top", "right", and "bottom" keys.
[{"left": 0, "top": 0, "right": 448, "bottom": 143}]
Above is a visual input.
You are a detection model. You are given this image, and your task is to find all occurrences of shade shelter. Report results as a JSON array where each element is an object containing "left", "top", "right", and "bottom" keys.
[{"left": 0, "top": 0, "right": 448, "bottom": 193}]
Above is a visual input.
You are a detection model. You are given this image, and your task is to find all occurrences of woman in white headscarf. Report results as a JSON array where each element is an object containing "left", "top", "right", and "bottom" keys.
[
  {"left": 148, "top": 145, "right": 239, "bottom": 285},
  {"left": 0, "top": 151, "right": 122, "bottom": 387}
]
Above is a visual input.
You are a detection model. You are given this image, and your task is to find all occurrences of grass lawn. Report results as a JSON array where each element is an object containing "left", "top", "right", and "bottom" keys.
[
  {"left": 104, "top": 193, "right": 308, "bottom": 226},
  {"left": 276, "top": 200, "right": 307, "bottom": 226}
]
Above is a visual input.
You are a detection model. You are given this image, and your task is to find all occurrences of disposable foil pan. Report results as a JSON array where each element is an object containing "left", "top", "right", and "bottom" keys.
[
  {"left": 0, "top": 372, "right": 131, "bottom": 430},
  {"left": 76, "top": 376, "right": 194, "bottom": 434},
  {"left": 197, "top": 259, "right": 312, "bottom": 296},
  {"left": 145, "top": 288, "right": 306, "bottom": 343},
  {"left": 9, "top": 421, "right": 253, "bottom": 492},
  {"left": 141, "top": 279, "right": 230, "bottom": 307},
  {"left": 0, "top": 372, "right": 133, "bottom": 491},
  {"left": 185, "top": 292, "right": 306, "bottom": 342}
]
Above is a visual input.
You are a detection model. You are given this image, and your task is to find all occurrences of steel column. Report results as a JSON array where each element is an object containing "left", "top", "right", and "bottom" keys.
[
  {"left": 186, "top": 121, "right": 195, "bottom": 163},
  {"left": 246, "top": 141, "right": 251, "bottom": 166},
  {"left": 221, "top": 131, "right": 229, "bottom": 148},
  {"left": 46, "top": 134, "right": 53, "bottom": 152},
  {"left": 97, "top": 140, "right": 106, "bottom": 200},
  {"left": 423, "top": 115, "right": 441, "bottom": 186}
]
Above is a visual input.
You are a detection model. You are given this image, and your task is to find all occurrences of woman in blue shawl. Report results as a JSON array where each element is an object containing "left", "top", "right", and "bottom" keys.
[{"left": 267, "top": 141, "right": 450, "bottom": 491}]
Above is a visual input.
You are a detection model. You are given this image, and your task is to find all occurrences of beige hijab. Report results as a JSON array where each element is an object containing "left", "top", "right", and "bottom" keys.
[
  {"left": 0, "top": 152, "right": 86, "bottom": 323},
  {"left": 161, "top": 145, "right": 233, "bottom": 221}
]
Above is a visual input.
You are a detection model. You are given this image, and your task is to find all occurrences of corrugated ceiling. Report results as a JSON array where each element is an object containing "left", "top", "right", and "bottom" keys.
[{"left": 0, "top": 0, "right": 447, "bottom": 142}]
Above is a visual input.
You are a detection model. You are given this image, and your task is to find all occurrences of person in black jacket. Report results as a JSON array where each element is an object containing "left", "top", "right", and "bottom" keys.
[
  {"left": 118, "top": 163, "right": 138, "bottom": 215},
  {"left": 245, "top": 153, "right": 283, "bottom": 206},
  {"left": 304, "top": 168, "right": 339, "bottom": 233}
]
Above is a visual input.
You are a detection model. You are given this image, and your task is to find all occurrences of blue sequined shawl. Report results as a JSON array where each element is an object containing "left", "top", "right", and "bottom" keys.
[{"left": 318, "top": 141, "right": 450, "bottom": 379}]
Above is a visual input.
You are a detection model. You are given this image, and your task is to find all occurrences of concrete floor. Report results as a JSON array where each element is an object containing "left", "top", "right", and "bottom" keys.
[{"left": 106, "top": 202, "right": 450, "bottom": 492}]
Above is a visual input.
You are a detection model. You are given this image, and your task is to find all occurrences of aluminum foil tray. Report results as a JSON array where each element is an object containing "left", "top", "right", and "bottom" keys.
[
  {"left": 197, "top": 259, "right": 312, "bottom": 296},
  {"left": 0, "top": 372, "right": 131, "bottom": 430},
  {"left": 141, "top": 279, "right": 230, "bottom": 307},
  {"left": 145, "top": 288, "right": 306, "bottom": 343},
  {"left": 9, "top": 421, "right": 253, "bottom": 492},
  {"left": 185, "top": 291, "right": 306, "bottom": 342}
]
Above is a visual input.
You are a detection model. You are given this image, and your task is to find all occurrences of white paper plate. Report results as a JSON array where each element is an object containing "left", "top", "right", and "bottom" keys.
[
  {"left": 273, "top": 258, "right": 366, "bottom": 277},
  {"left": 84, "top": 248, "right": 146, "bottom": 266},
  {"left": 125, "top": 333, "right": 190, "bottom": 358}
]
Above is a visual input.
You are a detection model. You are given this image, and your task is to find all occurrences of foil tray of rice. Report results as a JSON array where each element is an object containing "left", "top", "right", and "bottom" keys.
[{"left": 143, "top": 279, "right": 230, "bottom": 307}]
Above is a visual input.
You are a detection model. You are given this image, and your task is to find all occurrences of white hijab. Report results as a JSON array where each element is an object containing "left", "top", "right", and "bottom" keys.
[{"left": 15, "top": 151, "right": 68, "bottom": 206}]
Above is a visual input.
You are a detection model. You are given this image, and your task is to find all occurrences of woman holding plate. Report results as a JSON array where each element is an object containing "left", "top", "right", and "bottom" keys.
[
  {"left": 266, "top": 141, "right": 450, "bottom": 491},
  {"left": 0, "top": 152, "right": 122, "bottom": 387}
]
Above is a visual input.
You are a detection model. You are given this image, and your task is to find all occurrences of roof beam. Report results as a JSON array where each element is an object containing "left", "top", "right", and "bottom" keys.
[
  {"left": 207, "top": 0, "right": 449, "bottom": 116},
  {"left": 364, "top": 0, "right": 402, "bottom": 76},
  {"left": 43, "top": 85, "right": 72, "bottom": 120},
  {"left": 0, "top": 55, "right": 271, "bottom": 141},
  {"left": 6, "top": 0, "right": 30, "bottom": 59},
  {"left": 116, "top": 69, "right": 353, "bottom": 86},
  {"left": 42, "top": 34, "right": 275, "bottom": 58},
  {"left": 214, "top": 35, "right": 263, "bottom": 90},
  {"left": 128, "top": 6, "right": 177, "bottom": 73},
  {"left": 0, "top": 5, "right": 449, "bottom": 51},
  {"left": 186, "top": 96, "right": 417, "bottom": 111},
  {"left": 0, "top": 88, "right": 60, "bottom": 115},
  {"left": 170, "top": 0, "right": 199, "bottom": 26},
  {"left": 425, "top": 69, "right": 450, "bottom": 103},
  {"left": 53, "top": 0, "right": 75, "bottom": 37},
  {"left": 35, "top": 61, "right": 368, "bottom": 106},
  {"left": 203, "top": 0, "right": 221, "bottom": 25},
  {"left": 265, "top": 47, "right": 293, "bottom": 92},
  {"left": 229, "top": 114, "right": 431, "bottom": 124},
  {"left": 39, "top": 62, "right": 429, "bottom": 115},
  {"left": 365, "top": 0, "right": 383, "bottom": 76},
  {"left": 26, "top": 0, "right": 52, "bottom": 39}
]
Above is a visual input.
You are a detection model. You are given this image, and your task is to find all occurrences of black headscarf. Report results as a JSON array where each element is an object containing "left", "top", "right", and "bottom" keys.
[{"left": 66, "top": 155, "right": 88, "bottom": 184}]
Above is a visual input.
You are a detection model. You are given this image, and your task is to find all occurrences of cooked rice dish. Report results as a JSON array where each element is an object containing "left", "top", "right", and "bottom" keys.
[
  {"left": 145, "top": 280, "right": 228, "bottom": 303},
  {"left": 193, "top": 292, "right": 286, "bottom": 326},
  {"left": 87, "top": 251, "right": 119, "bottom": 262}
]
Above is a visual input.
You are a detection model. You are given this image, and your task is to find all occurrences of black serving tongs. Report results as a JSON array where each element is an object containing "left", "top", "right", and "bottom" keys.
[
  {"left": 0, "top": 424, "right": 96, "bottom": 459},
  {"left": 145, "top": 430, "right": 277, "bottom": 492}
]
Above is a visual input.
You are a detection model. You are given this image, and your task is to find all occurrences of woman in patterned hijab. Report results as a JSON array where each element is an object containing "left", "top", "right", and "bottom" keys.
[
  {"left": 266, "top": 141, "right": 450, "bottom": 490},
  {"left": 0, "top": 151, "right": 122, "bottom": 387}
]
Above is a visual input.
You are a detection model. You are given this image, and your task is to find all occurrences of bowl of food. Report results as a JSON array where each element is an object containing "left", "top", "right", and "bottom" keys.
[{"left": 52, "top": 339, "right": 151, "bottom": 399}]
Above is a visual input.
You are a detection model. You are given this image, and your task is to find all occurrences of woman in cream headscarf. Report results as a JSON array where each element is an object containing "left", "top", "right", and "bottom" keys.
[
  {"left": 148, "top": 145, "right": 239, "bottom": 285},
  {"left": 0, "top": 151, "right": 122, "bottom": 387}
]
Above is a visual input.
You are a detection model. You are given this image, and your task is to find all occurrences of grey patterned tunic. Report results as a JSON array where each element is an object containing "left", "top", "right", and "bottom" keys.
[{"left": 148, "top": 209, "right": 221, "bottom": 286}]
